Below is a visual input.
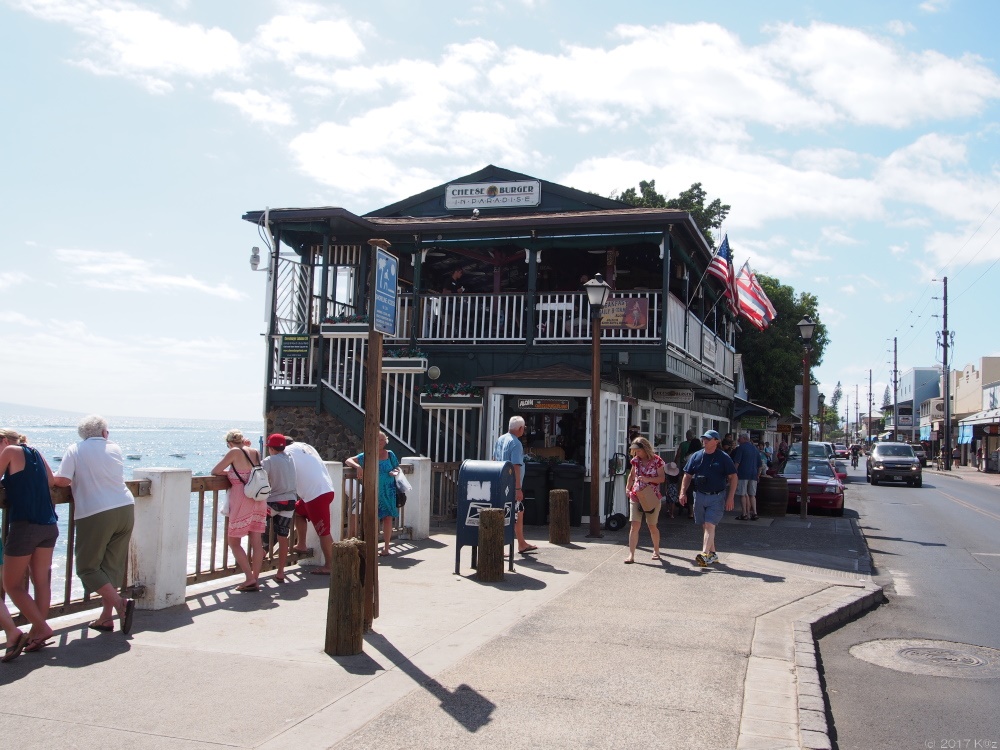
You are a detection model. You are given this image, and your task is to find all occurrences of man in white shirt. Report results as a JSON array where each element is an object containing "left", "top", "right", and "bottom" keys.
[{"left": 284, "top": 439, "right": 335, "bottom": 574}]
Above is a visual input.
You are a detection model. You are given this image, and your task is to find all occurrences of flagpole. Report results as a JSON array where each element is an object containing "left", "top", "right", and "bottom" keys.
[{"left": 686, "top": 231, "right": 726, "bottom": 311}]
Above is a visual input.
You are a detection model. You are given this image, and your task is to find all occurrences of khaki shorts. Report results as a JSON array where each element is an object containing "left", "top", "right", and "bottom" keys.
[{"left": 629, "top": 499, "right": 661, "bottom": 524}]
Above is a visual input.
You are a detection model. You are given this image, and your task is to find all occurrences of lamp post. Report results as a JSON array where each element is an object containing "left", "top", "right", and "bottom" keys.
[
  {"left": 798, "top": 317, "right": 816, "bottom": 521},
  {"left": 584, "top": 273, "right": 612, "bottom": 538}
]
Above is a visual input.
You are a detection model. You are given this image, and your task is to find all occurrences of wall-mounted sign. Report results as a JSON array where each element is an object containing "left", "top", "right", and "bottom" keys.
[
  {"left": 515, "top": 397, "right": 572, "bottom": 412},
  {"left": 652, "top": 388, "right": 694, "bottom": 404},
  {"left": 280, "top": 335, "right": 310, "bottom": 359},
  {"left": 445, "top": 180, "right": 541, "bottom": 209},
  {"left": 741, "top": 416, "right": 767, "bottom": 431},
  {"left": 777, "top": 424, "right": 793, "bottom": 433},
  {"left": 600, "top": 297, "right": 648, "bottom": 330}
]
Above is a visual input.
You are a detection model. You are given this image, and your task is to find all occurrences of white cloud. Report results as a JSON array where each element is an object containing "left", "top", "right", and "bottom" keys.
[
  {"left": 840, "top": 284, "right": 857, "bottom": 294},
  {"left": 12, "top": 0, "right": 244, "bottom": 93},
  {"left": 252, "top": 5, "right": 366, "bottom": 66},
  {"left": 919, "top": 0, "right": 950, "bottom": 12},
  {"left": 889, "top": 244, "right": 907, "bottom": 256},
  {"left": 886, "top": 20, "right": 915, "bottom": 36},
  {"left": 0, "top": 271, "right": 30, "bottom": 290},
  {"left": 54, "top": 249, "right": 244, "bottom": 300},
  {"left": 821, "top": 227, "right": 860, "bottom": 245},
  {"left": 213, "top": 89, "right": 295, "bottom": 125},
  {"left": 0, "top": 311, "right": 41, "bottom": 325}
]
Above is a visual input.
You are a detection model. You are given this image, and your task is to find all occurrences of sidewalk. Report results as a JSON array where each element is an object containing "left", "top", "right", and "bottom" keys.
[
  {"left": 924, "top": 463, "right": 1000, "bottom": 488},
  {"left": 0, "top": 512, "right": 880, "bottom": 750}
]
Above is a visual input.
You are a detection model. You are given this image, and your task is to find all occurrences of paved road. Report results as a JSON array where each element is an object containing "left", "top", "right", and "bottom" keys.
[{"left": 820, "top": 465, "right": 1000, "bottom": 750}]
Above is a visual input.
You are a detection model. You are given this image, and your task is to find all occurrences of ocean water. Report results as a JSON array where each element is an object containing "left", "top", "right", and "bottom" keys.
[{"left": 1, "top": 406, "right": 265, "bottom": 607}]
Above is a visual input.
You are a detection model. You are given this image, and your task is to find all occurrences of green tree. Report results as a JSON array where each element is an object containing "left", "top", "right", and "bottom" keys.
[
  {"left": 823, "top": 381, "right": 843, "bottom": 438},
  {"left": 882, "top": 385, "right": 891, "bottom": 410},
  {"left": 615, "top": 180, "right": 730, "bottom": 247},
  {"left": 734, "top": 275, "right": 827, "bottom": 416}
]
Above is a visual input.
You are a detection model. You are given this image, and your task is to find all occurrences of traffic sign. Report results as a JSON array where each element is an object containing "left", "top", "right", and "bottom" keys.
[{"left": 373, "top": 247, "right": 398, "bottom": 336}]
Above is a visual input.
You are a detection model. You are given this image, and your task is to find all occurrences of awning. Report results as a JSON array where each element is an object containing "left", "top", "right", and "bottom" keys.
[
  {"left": 733, "top": 397, "right": 777, "bottom": 420},
  {"left": 959, "top": 408, "right": 1000, "bottom": 426}
]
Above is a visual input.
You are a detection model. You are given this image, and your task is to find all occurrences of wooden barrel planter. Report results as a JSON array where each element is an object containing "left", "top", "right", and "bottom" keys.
[{"left": 756, "top": 476, "right": 788, "bottom": 517}]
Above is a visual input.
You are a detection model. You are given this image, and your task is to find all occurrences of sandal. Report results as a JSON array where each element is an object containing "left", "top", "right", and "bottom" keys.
[
  {"left": 88, "top": 620, "right": 114, "bottom": 633},
  {"left": 234, "top": 583, "right": 260, "bottom": 592},
  {"left": 24, "top": 637, "right": 53, "bottom": 653},
  {"left": 2, "top": 632, "right": 30, "bottom": 663}
]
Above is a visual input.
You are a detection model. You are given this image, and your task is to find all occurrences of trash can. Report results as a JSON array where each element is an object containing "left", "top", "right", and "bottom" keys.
[
  {"left": 521, "top": 460, "right": 550, "bottom": 525},
  {"left": 549, "top": 462, "right": 586, "bottom": 527},
  {"left": 756, "top": 476, "right": 788, "bottom": 517}
]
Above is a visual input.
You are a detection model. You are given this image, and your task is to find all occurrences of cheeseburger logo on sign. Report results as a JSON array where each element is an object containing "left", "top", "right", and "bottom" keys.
[{"left": 445, "top": 180, "right": 541, "bottom": 209}]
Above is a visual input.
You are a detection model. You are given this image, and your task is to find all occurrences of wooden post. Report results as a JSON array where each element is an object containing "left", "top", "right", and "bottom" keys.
[
  {"left": 549, "top": 489, "right": 571, "bottom": 544},
  {"left": 476, "top": 509, "right": 505, "bottom": 582},
  {"left": 361, "top": 238, "right": 391, "bottom": 630},
  {"left": 325, "top": 539, "right": 366, "bottom": 656}
]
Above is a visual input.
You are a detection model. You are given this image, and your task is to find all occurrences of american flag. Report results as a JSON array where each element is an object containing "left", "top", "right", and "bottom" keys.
[
  {"left": 706, "top": 235, "right": 739, "bottom": 314},
  {"left": 736, "top": 262, "right": 778, "bottom": 330}
]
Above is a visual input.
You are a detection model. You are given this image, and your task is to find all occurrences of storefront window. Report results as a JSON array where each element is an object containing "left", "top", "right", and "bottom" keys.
[
  {"left": 673, "top": 413, "right": 685, "bottom": 447},
  {"left": 640, "top": 408, "right": 652, "bottom": 440},
  {"left": 655, "top": 409, "right": 670, "bottom": 446}
]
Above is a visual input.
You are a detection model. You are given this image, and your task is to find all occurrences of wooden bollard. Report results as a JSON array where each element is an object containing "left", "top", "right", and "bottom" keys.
[
  {"left": 549, "top": 489, "right": 571, "bottom": 544},
  {"left": 325, "top": 538, "right": 366, "bottom": 656},
  {"left": 477, "top": 508, "right": 505, "bottom": 582}
]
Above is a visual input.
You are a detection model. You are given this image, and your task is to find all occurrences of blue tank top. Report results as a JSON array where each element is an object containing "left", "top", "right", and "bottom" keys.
[{"left": 2, "top": 446, "right": 58, "bottom": 525}]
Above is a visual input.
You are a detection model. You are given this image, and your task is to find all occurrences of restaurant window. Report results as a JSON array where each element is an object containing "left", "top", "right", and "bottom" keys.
[
  {"left": 655, "top": 409, "right": 670, "bottom": 447},
  {"left": 673, "top": 413, "right": 685, "bottom": 447}
]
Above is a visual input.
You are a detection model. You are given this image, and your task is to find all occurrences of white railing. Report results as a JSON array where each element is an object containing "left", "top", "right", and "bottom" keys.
[
  {"left": 321, "top": 336, "right": 419, "bottom": 452},
  {"left": 667, "top": 293, "right": 686, "bottom": 350},
  {"left": 269, "top": 335, "right": 315, "bottom": 388},
  {"left": 536, "top": 293, "right": 589, "bottom": 340},
  {"left": 419, "top": 294, "right": 525, "bottom": 342}
]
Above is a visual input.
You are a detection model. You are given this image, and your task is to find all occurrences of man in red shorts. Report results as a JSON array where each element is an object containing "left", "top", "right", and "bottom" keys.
[{"left": 284, "top": 439, "right": 335, "bottom": 575}]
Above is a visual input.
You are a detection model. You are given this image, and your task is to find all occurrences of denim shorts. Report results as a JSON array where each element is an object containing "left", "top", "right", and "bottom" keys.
[{"left": 693, "top": 492, "right": 725, "bottom": 526}]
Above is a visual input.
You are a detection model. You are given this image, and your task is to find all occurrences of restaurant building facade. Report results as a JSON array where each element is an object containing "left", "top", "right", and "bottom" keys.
[{"left": 244, "top": 165, "right": 739, "bottom": 522}]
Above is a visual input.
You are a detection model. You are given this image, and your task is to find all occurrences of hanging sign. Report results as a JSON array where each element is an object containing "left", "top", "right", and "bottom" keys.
[
  {"left": 515, "top": 397, "right": 572, "bottom": 412},
  {"left": 741, "top": 416, "right": 767, "bottom": 431},
  {"left": 280, "top": 335, "right": 310, "bottom": 359},
  {"left": 652, "top": 388, "right": 694, "bottom": 404},
  {"left": 600, "top": 298, "right": 648, "bottom": 330}
]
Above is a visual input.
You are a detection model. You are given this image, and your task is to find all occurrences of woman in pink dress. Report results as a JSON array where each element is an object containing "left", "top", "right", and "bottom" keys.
[
  {"left": 212, "top": 430, "right": 266, "bottom": 592},
  {"left": 624, "top": 436, "right": 666, "bottom": 564}
]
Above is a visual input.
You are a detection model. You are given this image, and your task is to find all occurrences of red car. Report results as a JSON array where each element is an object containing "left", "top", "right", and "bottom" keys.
[{"left": 779, "top": 458, "right": 845, "bottom": 516}]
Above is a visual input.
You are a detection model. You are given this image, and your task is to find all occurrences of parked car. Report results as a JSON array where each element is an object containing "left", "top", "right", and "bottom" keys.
[
  {"left": 779, "top": 458, "right": 845, "bottom": 516},
  {"left": 833, "top": 460, "right": 848, "bottom": 482},
  {"left": 787, "top": 441, "right": 835, "bottom": 462},
  {"left": 834, "top": 443, "right": 849, "bottom": 459},
  {"left": 909, "top": 444, "right": 928, "bottom": 467},
  {"left": 867, "top": 442, "right": 922, "bottom": 487}
]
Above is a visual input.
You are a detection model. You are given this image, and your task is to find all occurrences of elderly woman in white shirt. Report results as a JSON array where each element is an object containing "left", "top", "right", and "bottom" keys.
[{"left": 53, "top": 415, "right": 136, "bottom": 635}]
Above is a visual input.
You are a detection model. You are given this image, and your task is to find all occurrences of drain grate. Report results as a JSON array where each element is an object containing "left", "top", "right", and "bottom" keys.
[
  {"left": 898, "top": 647, "right": 987, "bottom": 669},
  {"left": 851, "top": 639, "right": 1000, "bottom": 678}
]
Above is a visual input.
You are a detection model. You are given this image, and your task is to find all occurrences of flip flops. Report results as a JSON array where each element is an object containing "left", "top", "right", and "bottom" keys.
[
  {"left": 23, "top": 637, "right": 53, "bottom": 653},
  {"left": 88, "top": 621, "right": 114, "bottom": 633},
  {"left": 121, "top": 599, "right": 136, "bottom": 635},
  {"left": 1, "top": 632, "right": 30, "bottom": 663},
  {"left": 518, "top": 545, "right": 538, "bottom": 554},
  {"left": 234, "top": 583, "right": 260, "bottom": 592}
]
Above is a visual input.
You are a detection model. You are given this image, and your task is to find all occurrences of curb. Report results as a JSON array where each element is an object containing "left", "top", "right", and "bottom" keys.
[{"left": 794, "top": 586, "right": 885, "bottom": 749}]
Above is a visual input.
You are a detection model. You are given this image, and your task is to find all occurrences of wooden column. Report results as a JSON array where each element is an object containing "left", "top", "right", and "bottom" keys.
[
  {"left": 325, "top": 539, "right": 366, "bottom": 656},
  {"left": 476, "top": 509, "right": 505, "bottom": 582},
  {"left": 549, "top": 489, "right": 571, "bottom": 544}
]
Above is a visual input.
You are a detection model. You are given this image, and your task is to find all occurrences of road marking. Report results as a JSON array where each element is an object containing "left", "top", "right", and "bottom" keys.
[
  {"left": 932, "top": 488, "right": 1000, "bottom": 523},
  {"left": 886, "top": 568, "right": 914, "bottom": 597}
]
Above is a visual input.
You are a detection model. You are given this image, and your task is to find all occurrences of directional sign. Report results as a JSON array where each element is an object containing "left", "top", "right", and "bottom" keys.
[{"left": 373, "top": 247, "right": 398, "bottom": 336}]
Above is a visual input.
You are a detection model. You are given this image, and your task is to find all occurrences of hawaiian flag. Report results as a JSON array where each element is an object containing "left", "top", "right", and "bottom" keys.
[
  {"left": 706, "top": 235, "right": 739, "bottom": 314},
  {"left": 736, "top": 262, "right": 778, "bottom": 330}
]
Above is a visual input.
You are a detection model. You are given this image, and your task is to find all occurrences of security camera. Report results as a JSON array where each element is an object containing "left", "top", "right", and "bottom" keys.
[
  {"left": 250, "top": 246, "right": 260, "bottom": 271},
  {"left": 472, "top": 209, "right": 480, "bottom": 218}
]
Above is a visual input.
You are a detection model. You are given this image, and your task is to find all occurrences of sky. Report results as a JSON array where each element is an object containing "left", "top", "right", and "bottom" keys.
[{"left": 2, "top": 0, "right": 999, "bottom": 423}]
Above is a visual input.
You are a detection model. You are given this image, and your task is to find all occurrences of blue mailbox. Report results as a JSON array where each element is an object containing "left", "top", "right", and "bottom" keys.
[{"left": 454, "top": 459, "right": 515, "bottom": 575}]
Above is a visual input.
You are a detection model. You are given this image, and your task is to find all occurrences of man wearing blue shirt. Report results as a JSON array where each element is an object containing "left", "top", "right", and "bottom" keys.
[
  {"left": 492, "top": 416, "right": 536, "bottom": 554},
  {"left": 679, "top": 430, "right": 737, "bottom": 566},
  {"left": 732, "top": 433, "right": 764, "bottom": 521}
]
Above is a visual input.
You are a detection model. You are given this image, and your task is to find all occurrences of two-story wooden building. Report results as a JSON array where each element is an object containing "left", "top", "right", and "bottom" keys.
[{"left": 244, "top": 165, "right": 738, "bottom": 522}]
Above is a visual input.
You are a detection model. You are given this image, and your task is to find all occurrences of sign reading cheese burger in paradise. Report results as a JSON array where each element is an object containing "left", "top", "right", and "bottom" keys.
[
  {"left": 445, "top": 180, "right": 541, "bottom": 209},
  {"left": 600, "top": 297, "right": 649, "bottom": 330}
]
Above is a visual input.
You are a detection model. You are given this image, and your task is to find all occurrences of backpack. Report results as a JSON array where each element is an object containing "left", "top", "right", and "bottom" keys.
[{"left": 232, "top": 448, "right": 271, "bottom": 501}]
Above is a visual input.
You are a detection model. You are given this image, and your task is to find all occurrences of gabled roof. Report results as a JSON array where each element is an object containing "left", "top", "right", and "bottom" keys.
[{"left": 364, "top": 164, "right": 627, "bottom": 218}]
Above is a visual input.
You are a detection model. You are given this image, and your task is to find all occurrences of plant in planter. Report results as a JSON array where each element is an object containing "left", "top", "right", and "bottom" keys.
[
  {"left": 382, "top": 345, "right": 428, "bottom": 373},
  {"left": 321, "top": 313, "right": 370, "bottom": 337},
  {"left": 324, "top": 313, "right": 369, "bottom": 324},
  {"left": 420, "top": 382, "right": 483, "bottom": 397}
]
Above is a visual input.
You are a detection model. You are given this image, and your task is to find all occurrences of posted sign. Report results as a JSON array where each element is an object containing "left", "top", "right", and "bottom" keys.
[{"left": 373, "top": 248, "right": 398, "bottom": 336}]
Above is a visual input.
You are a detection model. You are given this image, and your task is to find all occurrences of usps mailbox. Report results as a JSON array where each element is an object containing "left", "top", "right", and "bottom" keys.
[{"left": 454, "top": 460, "right": 515, "bottom": 574}]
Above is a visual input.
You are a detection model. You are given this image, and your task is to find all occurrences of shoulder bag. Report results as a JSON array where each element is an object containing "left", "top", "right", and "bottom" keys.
[{"left": 231, "top": 448, "right": 271, "bottom": 501}]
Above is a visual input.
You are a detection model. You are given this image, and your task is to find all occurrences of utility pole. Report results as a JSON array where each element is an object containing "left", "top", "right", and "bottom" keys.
[
  {"left": 855, "top": 384, "right": 860, "bottom": 444},
  {"left": 868, "top": 369, "right": 873, "bottom": 445},
  {"left": 893, "top": 337, "right": 899, "bottom": 443},
  {"left": 942, "top": 277, "right": 953, "bottom": 470}
]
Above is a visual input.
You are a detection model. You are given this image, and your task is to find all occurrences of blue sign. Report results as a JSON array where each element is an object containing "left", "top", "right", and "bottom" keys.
[{"left": 373, "top": 248, "right": 398, "bottom": 336}]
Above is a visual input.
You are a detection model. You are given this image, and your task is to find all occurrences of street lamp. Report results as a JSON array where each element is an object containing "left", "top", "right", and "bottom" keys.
[
  {"left": 584, "top": 273, "right": 612, "bottom": 538},
  {"left": 798, "top": 316, "right": 815, "bottom": 521}
]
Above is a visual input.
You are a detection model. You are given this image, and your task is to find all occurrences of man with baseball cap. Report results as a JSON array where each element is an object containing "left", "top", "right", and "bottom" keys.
[
  {"left": 283, "top": 437, "right": 335, "bottom": 575},
  {"left": 679, "top": 429, "right": 737, "bottom": 566},
  {"left": 261, "top": 434, "right": 297, "bottom": 581}
]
